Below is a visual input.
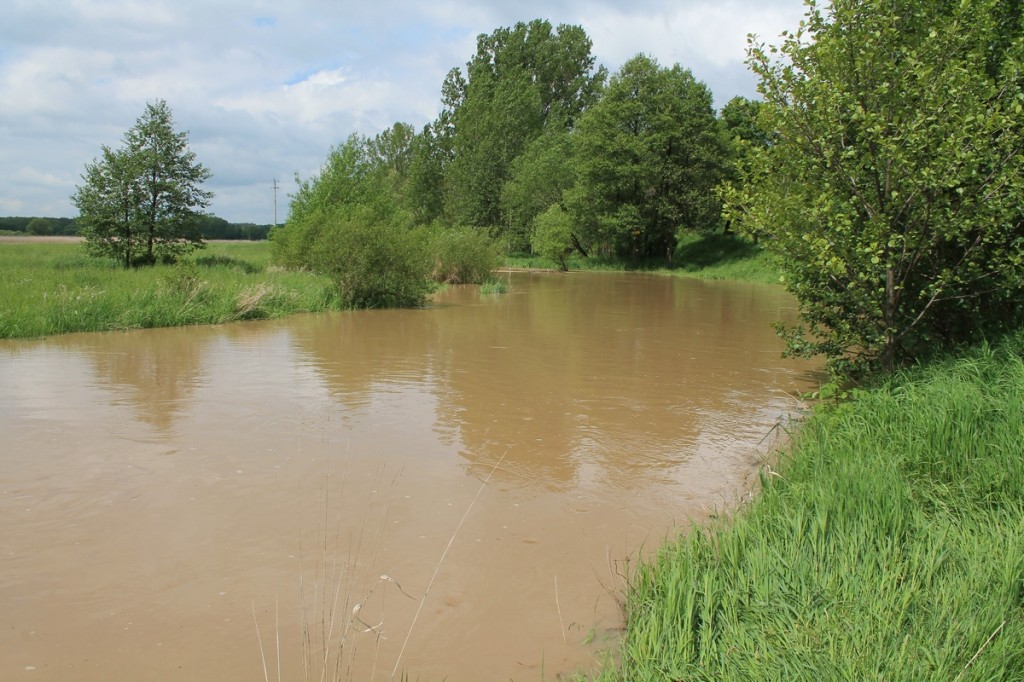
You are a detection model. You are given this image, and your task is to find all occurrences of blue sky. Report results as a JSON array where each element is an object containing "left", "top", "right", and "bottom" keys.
[{"left": 0, "top": 0, "right": 806, "bottom": 224}]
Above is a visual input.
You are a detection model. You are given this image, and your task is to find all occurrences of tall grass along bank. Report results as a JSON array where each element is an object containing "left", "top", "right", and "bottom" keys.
[
  {"left": 0, "top": 241, "right": 337, "bottom": 339},
  {"left": 597, "top": 334, "right": 1024, "bottom": 680}
]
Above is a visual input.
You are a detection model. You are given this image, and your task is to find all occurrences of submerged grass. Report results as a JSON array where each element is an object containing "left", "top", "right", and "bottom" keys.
[
  {"left": 594, "top": 333, "right": 1024, "bottom": 680},
  {"left": 0, "top": 241, "right": 337, "bottom": 339}
]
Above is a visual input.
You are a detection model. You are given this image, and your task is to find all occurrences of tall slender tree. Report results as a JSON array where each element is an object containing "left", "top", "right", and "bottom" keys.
[{"left": 439, "top": 20, "right": 605, "bottom": 231}]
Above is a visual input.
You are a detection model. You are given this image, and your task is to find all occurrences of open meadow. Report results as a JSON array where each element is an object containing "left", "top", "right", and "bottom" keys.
[{"left": 0, "top": 239, "right": 336, "bottom": 339}]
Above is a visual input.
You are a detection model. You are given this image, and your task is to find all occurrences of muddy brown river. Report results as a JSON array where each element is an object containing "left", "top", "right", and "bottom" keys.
[{"left": 0, "top": 272, "right": 821, "bottom": 681}]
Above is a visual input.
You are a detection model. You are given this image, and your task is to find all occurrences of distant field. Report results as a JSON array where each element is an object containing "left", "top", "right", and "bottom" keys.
[{"left": 0, "top": 235, "right": 83, "bottom": 243}]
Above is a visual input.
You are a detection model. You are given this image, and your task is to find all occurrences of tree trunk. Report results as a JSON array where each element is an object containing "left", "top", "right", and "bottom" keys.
[
  {"left": 570, "top": 232, "right": 589, "bottom": 258},
  {"left": 882, "top": 265, "right": 897, "bottom": 372}
]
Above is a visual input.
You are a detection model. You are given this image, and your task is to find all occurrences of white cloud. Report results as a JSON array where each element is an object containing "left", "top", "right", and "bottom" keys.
[{"left": 0, "top": 0, "right": 808, "bottom": 223}]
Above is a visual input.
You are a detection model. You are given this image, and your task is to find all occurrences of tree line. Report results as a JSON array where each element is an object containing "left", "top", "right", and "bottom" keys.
[
  {"left": 275, "top": 20, "right": 755, "bottom": 270},
  {"left": 269, "top": 20, "right": 766, "bottom": 309},
  {"left": 71, "top": 2, "right": 1024, "bottom": 378},
  {"left": 0, "top": 216, "right": 79, "bottom": 235},
  {"left": 0, "top": 214, "right": 272, "bottom": 240},
  {"left": 270, "top": 5, "right": 1024, "bottom": 377}
]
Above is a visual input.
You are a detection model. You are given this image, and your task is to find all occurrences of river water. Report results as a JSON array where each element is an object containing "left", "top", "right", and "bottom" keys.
[{"left": 0, "top": 271, "right": 821, "bottom": 681}]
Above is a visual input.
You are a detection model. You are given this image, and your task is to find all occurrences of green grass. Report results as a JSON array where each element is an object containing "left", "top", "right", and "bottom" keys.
[
  {"left": 503, "top": 233, "right": 780, "bottom": 284},
  {"left": 593, "top": 333, "right": 1024, "bottom": 681},
  {"left": 0, "top": 241, "right": 337, "bottom": 339},
  {"left": 654, "top": 232, "right": 780, "bottom": 284},
  {"left": 479, "top": 276, "right": 509, "bottom": 295}
]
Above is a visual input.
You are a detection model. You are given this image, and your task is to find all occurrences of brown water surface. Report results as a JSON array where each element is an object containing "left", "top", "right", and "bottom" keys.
[{"left": 0, "top": 272, "right": 821, "bottom": 681}]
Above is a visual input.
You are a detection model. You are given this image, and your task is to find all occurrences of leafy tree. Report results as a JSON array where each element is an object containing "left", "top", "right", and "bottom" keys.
[
  {"left": 440, "top": 20, "right": 605, "bottom": 230},
  {"left": 718, "top": 96, "right": 772, "bottom": 238},
  {"left": 531, "top": 204, "right": 575, "bottom": 270},
  {"left": 366, "top": 122, "right": 416, "bottom": 203},
  {"left": 72, "top": 145, "right": 146, "bottom": 267},
  {"left": 271, "top": 134, "right": 379, "bottom": 268},
  {"left": 727, "top": 0, "right": 1024, "bottom": 375},
  {"left": 570, "top": 55, "right": 727, "bottom": 261},
  {"left": 26, "top": 218, "right": 53, "bottom": 235},
  {"left": 405, "top": 122, "right": 449, "bottom": 224},
  {"left": 719, "top": 96, "right": 771, "bottom": 151},
  {"left": 500, "top": 127, "right": 575, "bottom": 252},
  {"left": 72, "top": 100, "right": 212, "bottom": 267}
]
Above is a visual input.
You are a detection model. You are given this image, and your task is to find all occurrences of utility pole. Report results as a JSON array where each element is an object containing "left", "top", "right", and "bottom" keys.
[{"left": 272, "top": 178, "right": 279, "bottom": 227}]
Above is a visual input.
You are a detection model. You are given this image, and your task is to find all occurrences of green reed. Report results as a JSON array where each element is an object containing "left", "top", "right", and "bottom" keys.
[
  {"left": 0, "top": 241, "right": 337, "bottom": 338},
  {"left": 595, "top": 333, "right": 1024, "bottom": 681}
]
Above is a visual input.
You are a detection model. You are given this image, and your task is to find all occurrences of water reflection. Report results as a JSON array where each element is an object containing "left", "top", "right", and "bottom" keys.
[
  {"left": 52, "top": 326, "right": 216, "bottom": 432},
  {"left": 0, "top": 272, "right": 822, "bottom": 682}
]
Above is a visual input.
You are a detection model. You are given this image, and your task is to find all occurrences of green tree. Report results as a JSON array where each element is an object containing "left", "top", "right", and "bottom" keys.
[
  {"left": 727, "top": 0, "right": 1024, "bottom": 375},
  {"left": 718, "top": 96, "right": 772, "bottom": 238},
  {"left": 366, "top": 122, "right": 416, "bottom": 202},
  {"left": 441, "top": 20, "right": 605, "bottom": 230},
  {"left": 405, "top": 122, "right": 449, "bottom": 224},
  {"left": 719, "top": 96, "right": 771, "bottom": 151},
  {"left": 531, "top": 204, "right": 575, "bottom": 270},
  {"left": 271, "top": 134, "right": 378, "bottom": 268},
  {"left": 72, "top": 100, "right": 212, "bottom": 267},
  {"left": 72, "top": 145, "right": 146, "bottom": 268},
  {"left": 570, "top": 55, "right": 727, "bottom": 262},
  {"left": 25, "top": 217, "right": 53, "bottom": 235},
  {"left": 500, "top": 127, "right": 575, "bottom": 252}
]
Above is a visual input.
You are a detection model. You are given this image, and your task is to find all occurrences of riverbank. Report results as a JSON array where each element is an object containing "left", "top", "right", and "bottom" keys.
[
  {"left": 0, "top": 240, "right": 336, "bottom": 339},
  {"left": 0, "top": 234, "right": 773, "bottom": 340},
  {"left": 506, "top": 233, "right": 780, "bottom": 285},
  {"left": 591, "top": 332, "right": 1024, "bottom": 680}
]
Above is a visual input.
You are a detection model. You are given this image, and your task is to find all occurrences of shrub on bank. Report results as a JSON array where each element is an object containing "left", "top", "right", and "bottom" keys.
[
  {"left": 312, "top": 210, "right": 432, "bottom": 309},
  {"left": 427, "top": 223, "right": 502, "bottom": 284}
]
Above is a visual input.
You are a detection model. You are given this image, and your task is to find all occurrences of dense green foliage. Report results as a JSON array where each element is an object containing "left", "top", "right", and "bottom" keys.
[
  {"left": 272, "top": 20, "right": 763, "bottom": 294},
  {"left": 530, "top": 204, "right": 575, "bottom": 271},
  {"left": 25, "top": 217, "right": 54, "bottom": 235},
  {"left": 570, "top": 55, "right": 727, "bottom": 261},
  {"left": 500, "top": 128, "right": 575, "bottom": 252},
  {"left": 597, "top": 332, "right": 1024, "bottom": 680},
  {"left": 0, "top": 215, "right": 269, "bottom": 240},
  {"left": 72, "top": 100, "right": 213, "bottom": 268},
  {"left": 270, "top": 131, "right": 501, "bottom": 308},
  {"left": 0, "top": 216, "right": 78, "bottom": 235},
  {"left": 196, "top": 215, "right": 272, "bottom": 240},
  {"left": 440, "top": 20, "right": 606, "bottom": 231},
  {"left": 725, "top": 0, "right": 1024, "bottom": 375},
  {"left": 0, "top": 241, "right": 335, "bottom": 339}
]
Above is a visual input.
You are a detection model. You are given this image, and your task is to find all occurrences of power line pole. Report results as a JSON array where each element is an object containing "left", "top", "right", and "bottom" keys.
[{"left": 272, "top": 178, "right": 279, "bottom": 227}]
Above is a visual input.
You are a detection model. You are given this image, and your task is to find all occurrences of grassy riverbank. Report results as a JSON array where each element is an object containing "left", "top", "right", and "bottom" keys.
[
  {"left": 2, "top": 233, "right": 773, "bottom": 340},
  {"left": 504, "top": 233, "right": 780, "bottom": 284},
  {"left": 594, "top": 333, "right": 1024, "bottom": 680},
  {"left": 0, "top": 240, "right": 336, "bottom": 339}
]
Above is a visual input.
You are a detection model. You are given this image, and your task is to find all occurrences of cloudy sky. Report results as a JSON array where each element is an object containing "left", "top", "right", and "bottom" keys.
[{"left": 1, "top": 0, "right": 806, "bottom": 224}]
